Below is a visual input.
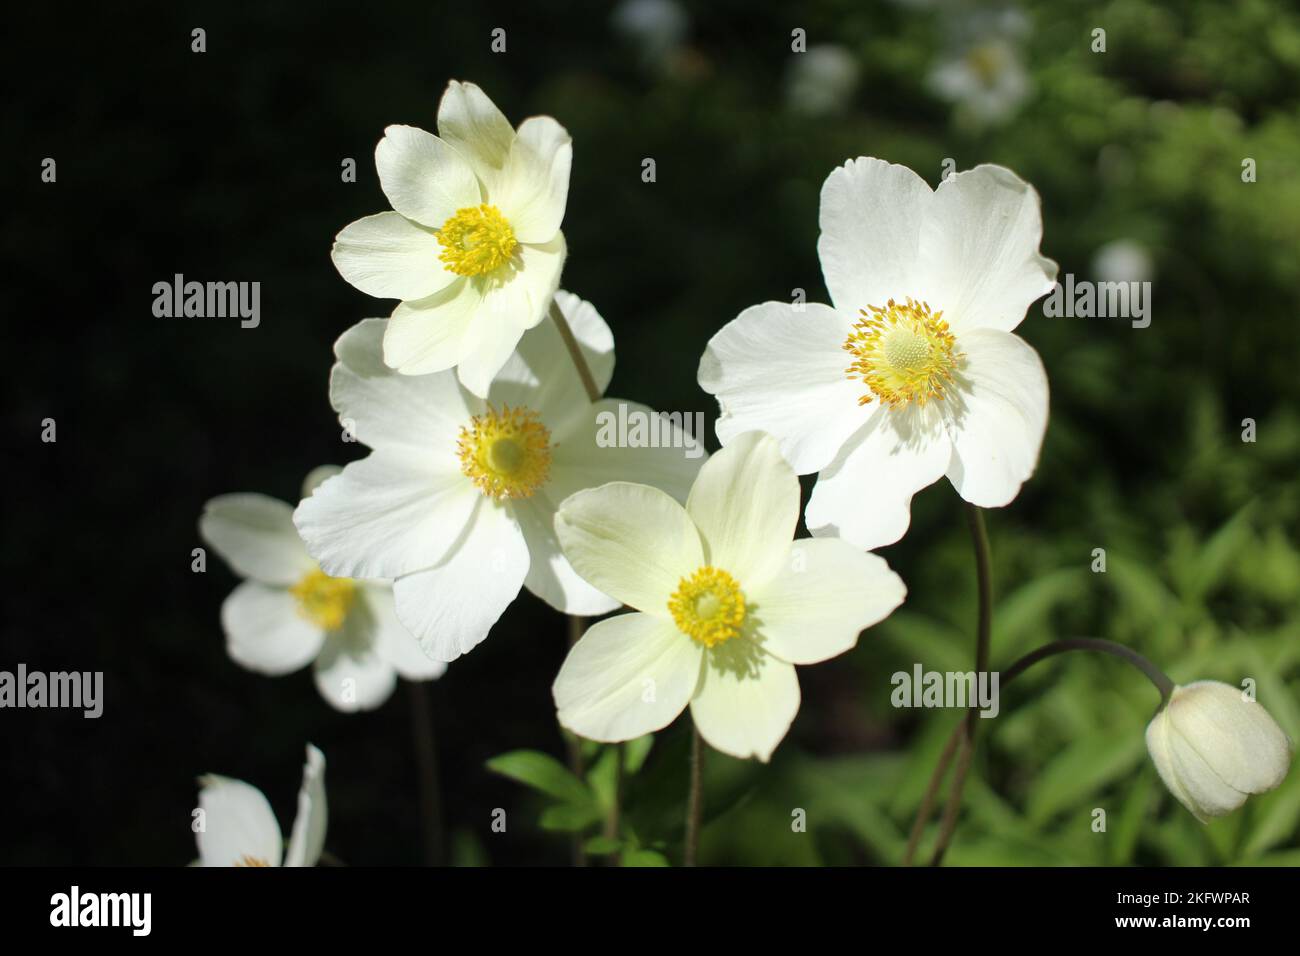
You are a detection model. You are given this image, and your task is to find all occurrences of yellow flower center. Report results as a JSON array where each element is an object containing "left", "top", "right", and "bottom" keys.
[
  {"left": 668, "top": 566, "right": 747, "bottom": 647},
  {"left": 843, "top": 297, "right": 959, "bottom": 408},
  {"left": 235, "top": 855, "right": 271, "bottom": 867},
  {"left": 458, "top": 404, "right": 553, "bottom": 500},
  {"left": 436, "top": 204, "right": 517, "bottom": 276},
  {"left": 289, "top": 568, "right": 357, "bottom": 630}
]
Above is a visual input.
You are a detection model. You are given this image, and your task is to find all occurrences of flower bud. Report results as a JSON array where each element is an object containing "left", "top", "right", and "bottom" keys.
[{"left": 1145, "top": 681, "right": 1292, "bottom": 822}]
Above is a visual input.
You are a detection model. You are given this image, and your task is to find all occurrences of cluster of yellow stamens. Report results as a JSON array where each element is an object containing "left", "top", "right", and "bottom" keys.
[
  {"left": 435, "top": 204, "right": 518, "bottom": 276},
  {"left": 458, "top": 404, "right": 553, "bottom": 500},
  {"left": 667, "top": 566, "right": 747, "bottom": 647},
  {"left": 289, "top": 568, "right": 357, "bottom": 630},
  {"left": 843, "top": 297, "right": 960, "bottom": 408},
  {"left": 234, "top": 855, "right": 271, "bottom": 867}
]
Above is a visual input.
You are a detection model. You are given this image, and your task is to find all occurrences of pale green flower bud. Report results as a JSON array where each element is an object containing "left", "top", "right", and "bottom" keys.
[{"left": 1145, "top": 680, "right": 1293, "bottom": 822}]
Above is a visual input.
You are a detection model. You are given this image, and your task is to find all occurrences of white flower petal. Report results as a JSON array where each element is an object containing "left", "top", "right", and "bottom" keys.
[
  {"left": 302, "top": 466, "right": 342, "bottom": 499},
  {"left": 750, "top": 539, "right": 906, "bottom": 665},
  {"left": 921, "top": 164, "right": 1057, "bottom": 334},
  {"left": 489, "top": 289, "right": 615, "bottom": 436},
  {"left": 805, "top": 404, "right": 952, "bottom": 550},
  {"left": 493, "top": 116, "right": 572, "bottom": 244},
  {"left": 283, "top": 745, "right": 327, "bottom": 868},
  {"left": 436, "top": 80, "right": 517, "bottom": 188},
  {"left": 1168, "top": 682, "right": 1292, "bottom": 796},
  {"left": 690, "top": 644, "right": 800, "bottom": 762},
  {"left": 393, "top": 499, "right": 530, "bottom": 662},
  {"left": 455, "top": 310, "right": 527, "bottom": 399},
  {"left": 818, "top": 157, "right": 933, "bottom": 314},
  {"left": 313, "top": 634, "right": 398, "bottom": 713},
  {"left": 331, "top": 318, "right": 471, "bottom": 463},
  {"left": 699, "top": 301, "right": 865, "bottom": 474},
  {"left": 200, "top": 494, "right": 313, "bottom": 587},
  {"left": 548, "top": 398, "right": 704, "bottom": 505},
  {"left": 364, "top": 584, "right": 448, "bottom": 680},
  {"left": 375, "top": 124, "right": 480, "bottom": 228},
  {"left": 196, "top": 775, "right": 283, "bottom": 867},
  {"left": 943, "top": 328, "right": 1048, "bottom": 508},
  {"left": 293, "top": 453, "right": 476, "bottom": 581},
  {"left": 513, "top": 495, "right": 620, "bottom": 616},
  {"left": 686, "top": 432, "right": 799, "bottom": 590},
  {"left": 554, "top": 482, "right": 703, "bottom": 616},
  {"left": 331, "top": 212, "right": 456, "bottom": 301},
  {"left": 220, "top": 581, "right": 325, "bottom": 676},
  {"left": 554, "top": 612, "right": 703, "bottom": 743},
  {"left": 384, "top": 278, "right": 484, "bottom": 376}
]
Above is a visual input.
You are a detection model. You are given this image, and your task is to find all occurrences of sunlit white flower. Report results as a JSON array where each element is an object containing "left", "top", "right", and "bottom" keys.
[
  {"left": 1145, "top": 681, "right": 1293, "bottom": 822},
  {"left": 700, "top": 158, "right": 1056, "bottom": 550},
  {"left": 552, "top": 431, "right": 905, "bottom": 762},
  {"left": 194, "top": 744, "right": 327, "bottom": 867},
  {"left": 200, "top": 469, "right": 445, "bottom": 712},
  {"left": 331, "top": 80, "right": 571, "bottom": 396},
  {"left": 294, "top": 292, "right": 703, "bottom": 662}
]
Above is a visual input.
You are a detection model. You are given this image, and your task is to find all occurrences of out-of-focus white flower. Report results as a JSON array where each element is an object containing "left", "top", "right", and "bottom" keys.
[
  {"left": 700, "top": 158, "right": 1056, "bottom": 551},
  {"left": 294, "top": 292, "right": 703, "bottom": 663},
  {"left": 1145, "top": 681, "right": 1293, "bottom": 822},
  {"left": 612, "top": 0, "right": 689, "bottom": 68},
  {"left": 200, "top": 470, "right": 445, "bottom": 712},
  {"left": 331, "top": 80, "right": 571, "bottom": 396},
  {"left": 552, "top": 432, "right": 905, "bottom": 762},
  {"left": 194, "top": 744, "right": 327, "bottom": 867},
  {"left": 928, "top": 7, "right": 1031, "bottom": 128},
  {"left": 786, "top": 45, "right": 861, "bottom": 117},
  {"left": 1091, "top": 239, "right": 1155, "bottom": 286}
]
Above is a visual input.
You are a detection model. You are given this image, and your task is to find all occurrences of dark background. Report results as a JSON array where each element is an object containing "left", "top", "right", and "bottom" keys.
[{"left": 4, "top": 0, "right": 1298, "bottom": 866}]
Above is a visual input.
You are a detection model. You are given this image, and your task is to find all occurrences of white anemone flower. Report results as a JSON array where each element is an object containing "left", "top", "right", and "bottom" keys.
[
  {"left": 331, "top": 79, "right": 571, "bottom": 396},
  {"left": 551, "top": 431, "right": 906, "bottom": 762},
  {"left": 700, "top": 158, "right": 1056, "bottom": 551},
  {"left": 294, "top": 291, "right": 704, "bottom": 663},
  {"left": 1145, "top": 681, "right": 1293, "bottom": 822},
  {"left": 194, "top": 744, "right": 327, "bottom": 867},
  {"left": 199, "top": 469, "right": 445, "bottom": 712}
]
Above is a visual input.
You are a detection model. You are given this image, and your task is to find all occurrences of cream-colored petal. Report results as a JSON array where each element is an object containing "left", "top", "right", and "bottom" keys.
[{"left": 690, "top": 643, "right": 800, "bottom": 762}]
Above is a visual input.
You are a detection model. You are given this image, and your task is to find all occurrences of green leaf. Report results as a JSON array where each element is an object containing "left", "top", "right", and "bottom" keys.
[
  {"left": 583, "top": 835, "right": 623, "bottom": 855},
  {"left": 620, "top": 848, "right": 670, "bottom": 867},
  {"left": 486, "top": 750, "right": 592, "bottom": 805},
  {"left": 539, "top": 802, "right": 603, "bottom": 833},
  {"left": 1026, "top": 732, "right": 1145, "bottom": 826},
  {"left": 625, "top": 734, "right": 655, "bottom": 774}
]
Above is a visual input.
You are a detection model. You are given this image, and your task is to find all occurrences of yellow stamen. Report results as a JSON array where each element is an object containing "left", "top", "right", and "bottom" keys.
[
  {"left": 289, "top": 568, "right": 357, "bottom": 630},
  {"left": 668, "top": 566, "right": 747, "bottom": 647},
  {"left": 458, "top": 404, "right": 553, "bottom": 500},
  {"left": 235, "top": 855, "right": 271, "bottom": 867},
  {"left": 436, "top": 204, "right": 517, "bottom": 276},
  {"left": 843, "top": 297, "right": 960, "bottom": 408}
]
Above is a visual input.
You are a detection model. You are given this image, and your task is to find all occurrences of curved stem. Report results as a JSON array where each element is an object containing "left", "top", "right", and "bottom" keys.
[
  {"left": 927, "top": 503, "right": 994, "bottom": 866},
  {"left": 550, "top": 298, "right": 601, "bottom": 403},
  {"left": 1002, "top": 637, "right": 1174, "bottom": 703},
  {"left": 684, "top": 723, "right": 704, "bottom": 867},
  {"left": 901, "top": 719, "right": 963, "bottom": 866}
]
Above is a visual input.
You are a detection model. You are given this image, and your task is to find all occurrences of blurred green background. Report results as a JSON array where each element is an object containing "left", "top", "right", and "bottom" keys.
[{"left": 4, "top": 0, "right": 1298, "bottom": 865}]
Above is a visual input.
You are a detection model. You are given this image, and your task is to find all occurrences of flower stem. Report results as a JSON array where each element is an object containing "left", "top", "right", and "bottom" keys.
[
  {"left": 549, "top": 298, "right": 601, "bottom": 403},
  {"left": 1001, "top": 637, "right": 1175, "bottom": 703},
  {"left": 684, "top": 722, "right": 704, "bottom": 866},
  {"left": 926, "top": 503, "right": 993, "bottom": 866},
  {"left": 565, "top": 614, "right": 589, "bottom": 867},
  {"left": 407, "top": 681, "right": 444, "bottom": 866}
]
